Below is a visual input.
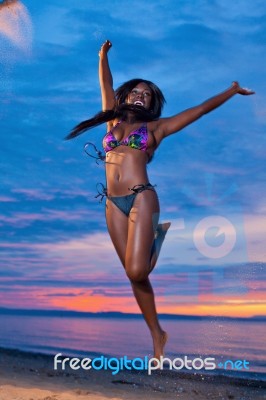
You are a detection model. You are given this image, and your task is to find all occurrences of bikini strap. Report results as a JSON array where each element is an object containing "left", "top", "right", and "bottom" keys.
[
  {"left": 109, "top": 120, "right": 122, "bottom": 133},
  {"left": 84, "top": 142, "right": 106, "bottom": 164},
  {"left": 95, "top": 183, "right": 107, "bottom": 202},
  {"left": 129, "top": 183, "right": 156, "bottom": 193}
]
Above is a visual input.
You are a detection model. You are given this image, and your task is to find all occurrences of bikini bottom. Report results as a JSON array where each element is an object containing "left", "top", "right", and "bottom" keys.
[{"left": 107, "top": 183, "right": 156, "bottom": 217}]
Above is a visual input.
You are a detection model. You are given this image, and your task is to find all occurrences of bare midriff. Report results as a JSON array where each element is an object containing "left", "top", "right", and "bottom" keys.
[{"left": 105, "top": 146, "right": 150, "bottom": 196}]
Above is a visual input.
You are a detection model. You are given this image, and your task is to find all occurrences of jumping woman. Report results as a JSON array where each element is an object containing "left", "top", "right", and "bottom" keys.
[{"left": 66, "top": 40, "right": 254, "bottom": 360}]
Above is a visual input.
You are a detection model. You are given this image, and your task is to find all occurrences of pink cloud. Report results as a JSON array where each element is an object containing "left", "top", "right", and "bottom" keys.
[
  {"left": 12, "top": 188, "right": 55, "bottom": 201},
  {"left": 0, "top": 196, "right": 18, "bottom": 202},
  {"left": 0, "top": 208, "right": 101, "bottom": 227}
]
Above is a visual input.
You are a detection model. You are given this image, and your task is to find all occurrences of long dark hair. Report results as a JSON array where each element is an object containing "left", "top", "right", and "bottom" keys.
[{"left": 65, "top": 79, "right": 165, "bottom": 140}]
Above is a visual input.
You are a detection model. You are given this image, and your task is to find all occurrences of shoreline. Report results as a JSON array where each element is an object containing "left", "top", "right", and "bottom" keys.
[
  {"left": 0, "top": 347, "right": 265, "bottom": 400},
  {"left": 0, "top": 345, "right": 264, "bottom": 382}
]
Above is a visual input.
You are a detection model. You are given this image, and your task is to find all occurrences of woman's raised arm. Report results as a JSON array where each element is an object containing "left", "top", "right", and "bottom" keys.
[
  {"left": 99, "top": 40, "right": 115, "bottom": 111},
  {"left": 156, "top": 82, "right": 255, "bottom": 141}
]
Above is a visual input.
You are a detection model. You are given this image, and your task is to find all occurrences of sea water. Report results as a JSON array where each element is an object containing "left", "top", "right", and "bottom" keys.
[{"left": 0, "top": 313, "right": 265, "bottom": 380}]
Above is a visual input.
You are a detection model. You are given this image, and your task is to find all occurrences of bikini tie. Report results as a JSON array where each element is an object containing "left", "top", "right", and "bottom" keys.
[
  {"left": 84, "top": 142, "right": 106, "bottom": 164},
  {"left": 129, "top": 183, "right": 156, "bottom": 193},
  {"left": 95, "top": 183, "right": 107, "bottom": 202}
]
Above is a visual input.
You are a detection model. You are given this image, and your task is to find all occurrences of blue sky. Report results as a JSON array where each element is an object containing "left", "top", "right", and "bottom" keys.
[{"left": 0, "top": 0, "right": 265, "bottom": 316}]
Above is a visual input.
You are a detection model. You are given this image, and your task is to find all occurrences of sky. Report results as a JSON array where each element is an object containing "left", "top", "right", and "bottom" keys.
[{"left": 0, "top": 0, "right": 265, "bottom": 318}]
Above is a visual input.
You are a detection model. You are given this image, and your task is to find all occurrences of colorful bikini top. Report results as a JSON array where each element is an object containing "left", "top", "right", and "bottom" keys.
[{"left": 103, "top": 120, "right": 148, "bottom": 154}]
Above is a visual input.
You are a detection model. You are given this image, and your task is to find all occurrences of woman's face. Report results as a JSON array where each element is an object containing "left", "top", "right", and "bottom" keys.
[{"left": 126, "top": 82, "right": 152, "bottom": 110}]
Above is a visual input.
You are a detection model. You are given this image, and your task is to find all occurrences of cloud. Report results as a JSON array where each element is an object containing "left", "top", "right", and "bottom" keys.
[
  {"left": 0, "top": 0, "right": 264, "bottom": 316},
  {"left": 0, "top": 196, "right": 18, "bottom": 202}
]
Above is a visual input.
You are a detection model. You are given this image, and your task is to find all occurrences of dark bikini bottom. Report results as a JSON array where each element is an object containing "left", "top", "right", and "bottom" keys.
[{"left": 107, "top": 183, "right": 156, "bottom": 217}]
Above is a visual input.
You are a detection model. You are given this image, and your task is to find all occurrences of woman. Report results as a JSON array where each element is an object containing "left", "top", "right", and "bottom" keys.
[{"left": 67, "top": 40, "right": 254, "bottom": 360}]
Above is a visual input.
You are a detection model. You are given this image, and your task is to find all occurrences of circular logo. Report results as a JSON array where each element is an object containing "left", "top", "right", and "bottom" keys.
[{"left": 193, "top": 216, "right": 236, "bottom": 259}]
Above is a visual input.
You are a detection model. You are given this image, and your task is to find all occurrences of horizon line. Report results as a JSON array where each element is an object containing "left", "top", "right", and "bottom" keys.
[{"left": 0, "top": 307, "right": 265, "bottom": 321}]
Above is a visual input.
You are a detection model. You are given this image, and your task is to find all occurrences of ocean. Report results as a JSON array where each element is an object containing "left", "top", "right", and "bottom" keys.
[{"left": 0, "top": 311, "right": 265, "bottom": 381}]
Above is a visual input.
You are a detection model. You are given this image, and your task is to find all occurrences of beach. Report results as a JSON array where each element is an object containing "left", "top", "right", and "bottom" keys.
[{"left": 0, "top": 348, "right": 264, "bottom": 400}]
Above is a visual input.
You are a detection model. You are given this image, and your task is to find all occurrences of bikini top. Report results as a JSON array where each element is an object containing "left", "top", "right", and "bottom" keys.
[{"left": 102, "top": 120, "right": 148, "bottom": 154}]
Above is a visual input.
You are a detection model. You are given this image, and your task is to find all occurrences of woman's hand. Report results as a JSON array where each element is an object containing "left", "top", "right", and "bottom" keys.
[
  {"left": 232, "top": 81, "right": 255, "bottom": 95},
  {"left": 99, "top": 40, "right": 112, "bottom": 57}
]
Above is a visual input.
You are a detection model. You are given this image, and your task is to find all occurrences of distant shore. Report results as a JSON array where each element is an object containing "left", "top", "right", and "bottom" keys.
[
  {"left": 0, "top": 307, "right": 265, "bottom": 321},
  {"left": 0, "top": 347, "right": 264, "bottom": 400}
]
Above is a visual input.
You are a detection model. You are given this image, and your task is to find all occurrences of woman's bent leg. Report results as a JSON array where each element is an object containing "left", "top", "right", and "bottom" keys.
[{"left": 150, "top": 222, "right": 171, "bottom": 272}]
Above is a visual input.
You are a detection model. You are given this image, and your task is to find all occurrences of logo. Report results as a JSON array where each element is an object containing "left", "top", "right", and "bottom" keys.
[
  {"left": 54, "top": 354, "right": 250, "bottom": 375},
  {"left": 164, "top": 173, "right": 249, "bottom": 302}
]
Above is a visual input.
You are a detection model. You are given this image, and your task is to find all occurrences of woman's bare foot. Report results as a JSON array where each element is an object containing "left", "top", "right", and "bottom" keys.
[
  {"left": 150, "top": 222, "right": 171, "bottom": 271},
  {"left": 152, "top": 330, "right": 168, "bottom": 361}
]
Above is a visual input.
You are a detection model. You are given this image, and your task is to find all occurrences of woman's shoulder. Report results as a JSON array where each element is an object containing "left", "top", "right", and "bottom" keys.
[
  {"left": 147, "top": 118, "right": 165, "bottom": 147},
  {"left": 147, "top": 118, "right": 162, "bottom": 132}
]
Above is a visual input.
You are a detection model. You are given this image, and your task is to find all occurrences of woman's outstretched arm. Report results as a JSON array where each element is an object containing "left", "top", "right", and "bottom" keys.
[
  {"left": 155, "top": 82, "right": 255, "bottom": 141},
  {"left": 99, "top": 40, "right": 115, "bottom": 111}
]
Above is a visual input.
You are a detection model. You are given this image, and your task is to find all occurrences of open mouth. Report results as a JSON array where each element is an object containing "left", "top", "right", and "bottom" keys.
[{"left": 134, "top": 101, "right": 144, "bottom": 106}]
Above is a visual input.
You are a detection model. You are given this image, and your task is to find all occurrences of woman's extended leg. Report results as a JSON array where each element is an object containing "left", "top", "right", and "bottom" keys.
[
  {"left": 125, "top": 190, "right": 168, "bottom": 359},
  {"left": 105, "top": 192, "right": 168, "bottom": 359},
  {"left": 105, "top": 199, "right": 128, "bottom": 266},
  {"left": 130, "top": 279, "right": 168, "bottom": 359}
]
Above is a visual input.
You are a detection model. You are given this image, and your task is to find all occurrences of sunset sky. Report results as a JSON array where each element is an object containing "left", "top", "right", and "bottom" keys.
[{"left": 0, "top": 0, "right": 265, "bottom": 318}]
